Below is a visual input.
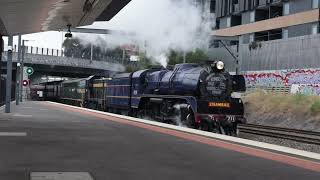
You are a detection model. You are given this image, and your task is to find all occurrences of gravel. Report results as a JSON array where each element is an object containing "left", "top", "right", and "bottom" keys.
[{"left": 239, "top": 132, "right": 320, "bottom": 154}]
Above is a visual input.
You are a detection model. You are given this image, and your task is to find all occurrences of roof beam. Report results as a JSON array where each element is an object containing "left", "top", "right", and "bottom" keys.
[{"left": 62, "top": 27, "right": 136, "bottom": 36}]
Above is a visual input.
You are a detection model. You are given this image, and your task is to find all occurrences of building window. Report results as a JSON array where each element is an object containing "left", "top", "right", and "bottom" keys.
[
  {"left": 282, "top": 29, "right": 289, "bottom": 39},
  {"left": 250, "top": 11, "right": 255, "bottom": 23},
  {"left": 312, "top": 0, "right": 319, "bottom": 9},
  {"left": 249, "top": 34, "right": 254, "bottom": 42},
  {"left": 312, "top": 24, "right": 318, "bottom": 34},
  {"left": 210, "top": 0, "right": 216, "bottom": 13},
  {"left": 227, "top": 17, "right": 231, "bottom": 27},
  {"left": 283, "top": 3, "right": 290, "bottom": 15}
]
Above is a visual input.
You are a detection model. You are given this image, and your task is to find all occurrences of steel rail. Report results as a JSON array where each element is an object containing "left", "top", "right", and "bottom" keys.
[{"left": 238, "top": 124, "right": 320, "bottom": 145}]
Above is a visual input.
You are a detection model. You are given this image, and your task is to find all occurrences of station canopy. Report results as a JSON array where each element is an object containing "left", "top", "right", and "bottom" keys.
[{"left": 0, "top": 0, "right": 131, "bottom": 35}]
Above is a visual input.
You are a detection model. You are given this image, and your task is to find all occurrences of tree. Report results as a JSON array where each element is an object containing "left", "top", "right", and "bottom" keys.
[
  {"left": 185, "top": 49, "right": 209, "bottom": 63},
  {"left": 125, "top": 65, "right": 139, "bottom": 73},
  {"left": 168, "top": 50, "right": 183, "bottom": 66},
  {"left": 63, "top": 37, "right": 128, "bottom": 62},
  {"left": 63, "top": 38, "right": 83, "bottom": 58},
  {"left": 167, "top": 49, "right": 209, "bottom": 66},
  {"left": 136, "top": 53, "right": 153, "bottom": 69}
]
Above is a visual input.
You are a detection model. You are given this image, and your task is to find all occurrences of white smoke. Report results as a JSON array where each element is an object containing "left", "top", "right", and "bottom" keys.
[
  {"left": 173, "top": 103, "right": 189, "bottom": 127},
  {"left": 78, "top": 0, "right": 215, "bottom": 67}
]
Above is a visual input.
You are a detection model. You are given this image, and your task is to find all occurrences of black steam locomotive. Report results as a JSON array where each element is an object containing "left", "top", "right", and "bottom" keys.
[{"left": 38, "top": 61, "right": 246, "bottom": 135}]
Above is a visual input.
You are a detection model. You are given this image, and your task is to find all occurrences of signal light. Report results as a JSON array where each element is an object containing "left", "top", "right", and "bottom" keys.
[
  {"left": 22, "top": 80, "right": 29, "bottom": 86},
  {"left": 26, "top": 67, "right": 34, "bottom": 75}
]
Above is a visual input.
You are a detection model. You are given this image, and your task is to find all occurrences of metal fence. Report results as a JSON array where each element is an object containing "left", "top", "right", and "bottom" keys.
[
  {"left": 9, "top": 46, "right": 131, "bottom": 64},
  {"left": 209, "top": 33, "right": 320, "bottom": 72},
  {"left": 12, "top": 45, "right": 64, "bottom": 57}
]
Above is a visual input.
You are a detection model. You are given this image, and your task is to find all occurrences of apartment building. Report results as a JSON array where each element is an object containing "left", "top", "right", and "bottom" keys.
[
  {"left": 208, "top": 0, "right": 320, "bottom": 72},
  {"left": 211, "top": 0, "right": 319, "bottom": 43}
]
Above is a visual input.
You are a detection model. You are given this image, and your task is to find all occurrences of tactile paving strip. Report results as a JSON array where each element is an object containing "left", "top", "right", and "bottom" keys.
[{"left": 30, "top": 172, "right": 94, "bottom": 180}]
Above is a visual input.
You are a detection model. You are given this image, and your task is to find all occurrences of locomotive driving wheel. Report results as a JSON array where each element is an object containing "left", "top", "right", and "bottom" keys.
[{"left": 200, "top": 120, "right": 212, "bottom": 132}]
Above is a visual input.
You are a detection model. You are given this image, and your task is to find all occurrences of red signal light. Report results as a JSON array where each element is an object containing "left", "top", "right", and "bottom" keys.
[{"left": 22, "top": 80, "right": 29, "bottom": 86}]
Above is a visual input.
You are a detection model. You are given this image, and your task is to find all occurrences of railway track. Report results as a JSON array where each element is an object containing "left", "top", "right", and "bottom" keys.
[{"left": 237, "top": 124, "right": 320, "bottom": 145}]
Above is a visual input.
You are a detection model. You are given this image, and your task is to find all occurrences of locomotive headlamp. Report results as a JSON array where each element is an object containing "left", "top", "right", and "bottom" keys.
[{"left": 216, "top": 61, "right": 224, "bottom": 70}]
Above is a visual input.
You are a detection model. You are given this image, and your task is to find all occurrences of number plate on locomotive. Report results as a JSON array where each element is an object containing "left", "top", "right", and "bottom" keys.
[
  {"left": 226, "top": 115, "right": 236, "bottom": 122},
  {"left": 208, "top": 102, "right": 230, "bottom": 108}
]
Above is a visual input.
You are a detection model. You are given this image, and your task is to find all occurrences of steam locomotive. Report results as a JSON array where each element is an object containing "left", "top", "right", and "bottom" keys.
[{"left": 38, "top": 61, "right": 246, "bottom": 135}]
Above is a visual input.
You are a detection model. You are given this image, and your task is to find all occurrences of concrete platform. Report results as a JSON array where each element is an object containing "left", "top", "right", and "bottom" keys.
[{"left": 0, "top": 101, "right": 319, "bottom": 180}]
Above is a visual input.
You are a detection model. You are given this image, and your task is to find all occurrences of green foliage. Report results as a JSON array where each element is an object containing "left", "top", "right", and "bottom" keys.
[
  {"left": 167, "top": 49, "right": 208, "bottom": 66},
  {"left": 63, "top": 38, "right": 83, "bottom": 58},
  {"left": 167, "top": 50, "right": 183, "bottom": 65},
  {"left": 310, "top": 101, "right": 320, "bottom": 113},
  {"left": 62, "top": 37, "right": 125, "bottom": 61},
  {"left": 186, "top": 49, "right": 209, "bottom": 63},
  {"left": 63, "top": 36, "right": 209, "bottom": 72},
  {"left": 138, "top": 53, "right": 154, "bottom": 69},
  {"left": 124, "top": 53, "right": 154, "bottom": 72},
  {"left": 125, "top": 65, "right": 139, "bottom": 73},
  {"left": 292, "top": 94, "right": 308, "bottom": 104}
]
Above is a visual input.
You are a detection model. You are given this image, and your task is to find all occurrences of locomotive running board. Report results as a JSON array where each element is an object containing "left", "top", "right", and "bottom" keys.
[{"left": 45, "top": 101, "right": 320, "bottom": 161}]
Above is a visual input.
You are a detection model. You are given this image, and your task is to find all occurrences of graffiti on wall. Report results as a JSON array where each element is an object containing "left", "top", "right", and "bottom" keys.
[
  {"left": 291, "top": 84, "right": 320, "bottom": 96},
  {"left": 245, "top": 69, "right": 320, "bottom": 95}
]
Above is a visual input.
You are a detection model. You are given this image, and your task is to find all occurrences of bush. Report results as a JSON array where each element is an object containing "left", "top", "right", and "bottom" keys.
[{"left": 310, "top": 101, "right": 320, "bottom": 113}]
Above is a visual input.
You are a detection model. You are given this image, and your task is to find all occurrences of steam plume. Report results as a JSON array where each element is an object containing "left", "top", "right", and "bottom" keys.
[{"left": 78, "top": 0, "right": 215, "bottom": 67}]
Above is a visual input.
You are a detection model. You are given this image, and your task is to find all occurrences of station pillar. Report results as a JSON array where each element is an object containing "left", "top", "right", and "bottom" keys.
[
  {"left": 5, "top": 35, "right": 13, "bottom": 113},
  {"left": 0, "top": 35, "right": 3, "bottom": 99},
  {"left": 16, "top": 35, "right": 21, "bottom": 105}
]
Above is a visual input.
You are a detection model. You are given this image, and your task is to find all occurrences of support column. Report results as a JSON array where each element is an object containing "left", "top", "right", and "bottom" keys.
[
  {"left": 5, "top": 35, "right": 13, "bottom": 113},
  {"left": 90, "top": 44, "right": 93, "bottom": 62},
  {"left": 237, "top": 36, "right": 242, "bottom": 75},
  {"left": 236, "top": 40, "right": 240, "bottom": 75},
  {"left": 16, "top": 35, "right": 21, "bottom": 105},
  {"left": 20, "top": 40, "right": 25, "bottom": 102},
  {"left": 0, "top": 35, "right": 3, "bottom": 102}
]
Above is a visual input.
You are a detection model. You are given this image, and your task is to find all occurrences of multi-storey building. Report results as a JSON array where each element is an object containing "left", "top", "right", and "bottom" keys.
[
  {"left": 208, "top": 0, "right": 320, "bottom": 72},
  {"left": 212, "top": 0, "right": 319, "bottom": 43}
]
